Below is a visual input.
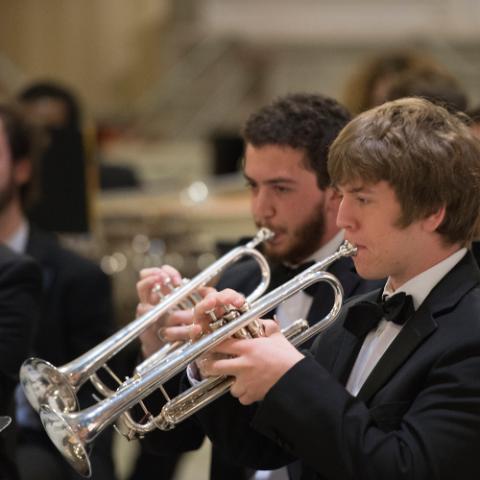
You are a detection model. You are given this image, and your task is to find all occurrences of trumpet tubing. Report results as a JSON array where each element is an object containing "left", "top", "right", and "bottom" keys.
[
  {"left": 160, "top": 318, "right": 310, "bottom": 428},
  {"left": 39, "top": 241, "right": 356, "bottom": 478}
]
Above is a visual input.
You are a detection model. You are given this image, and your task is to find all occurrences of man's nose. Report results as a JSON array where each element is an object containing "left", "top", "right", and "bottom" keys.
[
  {"left": 252, "top": 189, "right": 275, "bottom": 220},
  {"left": 336, "top": 197, "right": 354, "bottom": 231}
]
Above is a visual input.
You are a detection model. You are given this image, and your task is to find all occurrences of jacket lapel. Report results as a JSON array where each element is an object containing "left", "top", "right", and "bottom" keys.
[
  {"left": 25, "top": 227, "right": 56, "bottom": 292},
  {"left": 357, "top": 252, "right": 480, "bottom": 403},
  {"left": 327, "top": 290, "right": 380, "bottom": 383},
  {"left": 356, "top": 306, "right": 436, "bottom": 402}
]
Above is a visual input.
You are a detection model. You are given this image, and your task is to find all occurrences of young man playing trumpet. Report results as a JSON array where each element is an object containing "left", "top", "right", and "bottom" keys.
[
  {"left": 187, "top": 98, "right": 480, "bottom": 480},
  {"left": 135, "top": 94, "right": 382, "bottom": 480}
]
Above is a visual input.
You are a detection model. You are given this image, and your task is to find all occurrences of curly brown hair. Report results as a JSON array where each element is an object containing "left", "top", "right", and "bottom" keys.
[{"left": 243, "top": 93, "right": 351, "bottom": 189}]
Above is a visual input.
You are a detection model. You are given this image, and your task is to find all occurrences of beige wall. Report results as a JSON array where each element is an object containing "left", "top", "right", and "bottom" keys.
[{"left": 0, "top": 0, "right": 170, "bottom": 115}]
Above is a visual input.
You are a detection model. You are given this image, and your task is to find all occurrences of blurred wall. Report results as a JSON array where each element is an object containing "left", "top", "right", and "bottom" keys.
[
  {"left": 0, "top": 0, "right": 170, "bottom": 115},
  {"left": 2, "top": 0, "right": 480, "bottom": 122}
]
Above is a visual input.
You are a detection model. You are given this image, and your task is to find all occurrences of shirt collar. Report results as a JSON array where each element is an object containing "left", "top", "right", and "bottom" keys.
[
  {"left": 4, "top": 220, "right": 29, "bottom": 254},
  {"left": 383, "top": 248, "right": 467, "bottom": 310}
]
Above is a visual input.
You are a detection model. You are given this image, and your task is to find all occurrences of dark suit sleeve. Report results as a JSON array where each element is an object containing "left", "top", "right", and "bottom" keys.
[
  {"left": 195, "top": 383, "right": 297, "bottom": 470},
  {"left": 62, "top": 261, "right": 114, "bottom": 357},
  {"left": 0, "top": 251, "right": 41, "bottom": 385},
  {"left": 192, "top": 341, "right": 480, "bottom": 480},
  {"left": 143, "top": 371, "right": 294, "bottom": 468}
]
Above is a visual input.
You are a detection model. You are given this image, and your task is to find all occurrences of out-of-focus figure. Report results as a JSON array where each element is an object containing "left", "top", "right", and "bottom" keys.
[
  {"left": 0, "top": 103, "right": 117, "bottom": 480},
  {"left": 343, "top": 50, "right": 447, "bottom": 115},
  {"left": 384, "top": 67, "right": 468, "bottom": 113},
  {"left": 17, "top": 82, "right": 90, "bottom": 233}
]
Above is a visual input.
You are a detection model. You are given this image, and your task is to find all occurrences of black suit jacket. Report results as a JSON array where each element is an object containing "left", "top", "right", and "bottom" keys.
[
  {"left": 0, "top": 245, "right": 41, "bottom": 480},
  {"left": 196, "top": 252, "right": 480, "bottom": 480},
  {"left": 17, "top": 228, "right": 116, "bottom": 479},
  {"left": 143, "top": 252, "right": 383, "bottom": 480}
]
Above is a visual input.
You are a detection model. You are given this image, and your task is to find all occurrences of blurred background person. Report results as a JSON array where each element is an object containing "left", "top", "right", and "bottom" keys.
[
  {"left": 384, "top": 66, "right": 469, "bottom": 113},
  {"left": 0, "top": 104, "right": 117, "bottom": 480},
  {"left": 342, "top": 50, "right": 450, "bottom": 115},
  {"left": 0, "top": 102, "right": 41, "bottom": 480},
  {"left": 17, "top": 82, "right": 90, "bottom": 234}
]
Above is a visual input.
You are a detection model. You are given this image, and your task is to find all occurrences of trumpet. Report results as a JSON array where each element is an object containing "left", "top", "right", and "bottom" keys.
[
  {"left": 39, "top": 241, "right": 356, "bottom": 478},
  {"left": 20, "top": 228, "right": 274, "bottom": 414}
]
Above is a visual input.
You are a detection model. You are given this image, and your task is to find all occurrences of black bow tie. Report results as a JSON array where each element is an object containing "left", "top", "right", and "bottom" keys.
[
  {"left": 344, "top": 292, "right": 414, "bottom": 339},
  {"left": 269, "top": 261, "right": 317, "bottom": 296}
]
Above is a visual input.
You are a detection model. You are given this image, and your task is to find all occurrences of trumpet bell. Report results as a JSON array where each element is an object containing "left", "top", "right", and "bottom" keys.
[
  {"left": 40, "top": 405, "right": 91, "bottom": 478},
  {"left": 21, "top": 358, "right": 78, "bottom": 413}
]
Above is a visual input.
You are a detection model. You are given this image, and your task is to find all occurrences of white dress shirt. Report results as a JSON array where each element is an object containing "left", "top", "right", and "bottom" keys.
[
  {"left": 4, "top": 220, "right": 29, "bottom": 254},
  {"left": 346, "top": 247, "right": 467, "bottom": 397}
]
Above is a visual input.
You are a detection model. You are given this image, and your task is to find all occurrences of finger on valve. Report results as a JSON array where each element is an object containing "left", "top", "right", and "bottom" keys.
[
  {"left": 195, "top": 351, "right": 229, "bottom": 378},
  {"left": 140, "top": 323, "right": 164, "bottom": 358},
  {"left": 194, "top": 289, "right": 245, "bottom": 332},
  {"left": 137, "top": 266, "right": 182, "bottom": 305}
]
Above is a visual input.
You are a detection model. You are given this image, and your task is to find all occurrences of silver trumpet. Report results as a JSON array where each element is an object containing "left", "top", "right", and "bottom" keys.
[
  {"left": 39, "top": 241, "right": 356, "bottom": 478},
  {"left": 20, "top": 228, "right": 274, "bottom": 414}
]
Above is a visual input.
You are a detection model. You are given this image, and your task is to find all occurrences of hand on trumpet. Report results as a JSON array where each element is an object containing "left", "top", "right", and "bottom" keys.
[
  {"left": 193, "top": 288, "right": 305, "bottom": 405},
  {"left": 136, "top": 266, "right": 210, "bottom": 358}
]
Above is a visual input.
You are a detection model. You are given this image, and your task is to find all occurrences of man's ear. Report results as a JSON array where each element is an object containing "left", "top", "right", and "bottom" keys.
[
  {"left": 422, "top": 206, "right": 447, "bottom": 233},
  {"left": 13, "top": 158, "right": 32, "bottom": 186}
]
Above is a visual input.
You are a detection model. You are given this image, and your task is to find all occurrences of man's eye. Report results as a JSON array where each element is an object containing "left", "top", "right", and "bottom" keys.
[{"left": 273, "top": 186, "right": 290, "bottom": 194}]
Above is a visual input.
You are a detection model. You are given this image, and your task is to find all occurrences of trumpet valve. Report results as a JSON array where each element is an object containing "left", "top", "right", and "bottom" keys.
[
  {"left": 204, "top": 301, "right": 261, "bottom": 339},
  {"left": 245, "top": 319, "right": 265, "bottom": 338}
]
